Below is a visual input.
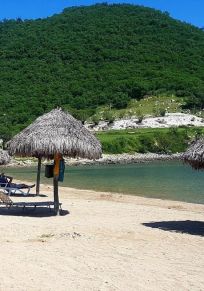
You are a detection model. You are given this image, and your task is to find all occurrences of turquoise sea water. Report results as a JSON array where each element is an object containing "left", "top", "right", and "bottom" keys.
[{"left": 3, "top": 161, "right": 204, "bottom": 204}]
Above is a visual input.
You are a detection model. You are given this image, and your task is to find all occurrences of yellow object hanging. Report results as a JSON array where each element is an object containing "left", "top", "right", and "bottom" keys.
[{"left": 54, "top": 153, "right": 62, "bottom": 176}]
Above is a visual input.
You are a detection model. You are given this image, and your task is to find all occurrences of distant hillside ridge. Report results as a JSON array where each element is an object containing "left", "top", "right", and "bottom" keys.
[{"left": 0, "top": 3, "right": 204, "bottom": 139}]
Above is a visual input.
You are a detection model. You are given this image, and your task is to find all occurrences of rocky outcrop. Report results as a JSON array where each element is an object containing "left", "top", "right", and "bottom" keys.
[{"left": 85, "top": 113, "right": 204, "bottom": 131}]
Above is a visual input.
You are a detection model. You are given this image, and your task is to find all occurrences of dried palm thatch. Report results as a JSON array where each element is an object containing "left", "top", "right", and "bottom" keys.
[
  {"left": 7, "top": 108, "right": 102, "bottom": 159},
  {"left": 183, "top": 138, "right": 204, "bottom": 170},
  {"left": 0, "top": 150, "right": 10, "bottom": 165}
]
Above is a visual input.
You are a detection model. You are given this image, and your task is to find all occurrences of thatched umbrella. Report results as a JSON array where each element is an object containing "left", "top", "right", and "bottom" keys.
[
  {"left": 183, "top": 138, "right": 204, "bottom": 170},
  {"left": 7, "top": 108, "right": 102, "bottom": 214},
  {"left": 0, "top": 150, "right": 11, "bottom": 165}
]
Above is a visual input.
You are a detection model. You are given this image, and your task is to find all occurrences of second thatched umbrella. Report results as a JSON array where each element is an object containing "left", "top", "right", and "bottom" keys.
[
  {"left": 183, "top": 138, "right": 204, "bottom": 170},
  {"left": 0, "top": 150, "right": 11, "bottom": 166},
  {"left": 7, "top": 108, "right": 102, "bottom": 214}
]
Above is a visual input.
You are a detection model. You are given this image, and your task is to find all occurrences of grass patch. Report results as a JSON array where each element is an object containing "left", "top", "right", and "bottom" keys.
[
  {"left": 90, "top": 95, "right": 185, "bottom": 122},
  {"left": 96, "top": 127, "right": 204, "bottom": 154}
]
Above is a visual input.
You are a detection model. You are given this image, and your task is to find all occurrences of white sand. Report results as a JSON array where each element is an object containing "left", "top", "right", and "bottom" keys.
[{"left": 0, "top": 182, "right": 204, "bottom": 291}]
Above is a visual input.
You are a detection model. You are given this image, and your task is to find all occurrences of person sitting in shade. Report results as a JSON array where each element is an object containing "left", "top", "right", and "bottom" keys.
[{"left": 0, "top": 173, "right": 35, "bottom": 189}]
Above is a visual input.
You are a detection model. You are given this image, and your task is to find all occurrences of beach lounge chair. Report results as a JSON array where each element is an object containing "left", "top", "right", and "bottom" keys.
[
  {"left": 0, "top": 183, "right": 33, "bottom": 196},
  {"left": 0, "top": 192, "right": 62, "bottom": 211}
]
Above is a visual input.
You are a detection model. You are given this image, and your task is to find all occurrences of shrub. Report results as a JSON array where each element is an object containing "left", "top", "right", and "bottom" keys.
[
  {"left": 112, "top": 92, "right": 130, "bottom": 109},
  {"left": 138, "top": 135, "right": 156, "bottom": 153},
  {"left": 154, "top": 129, "right": 189, "bottom": 153},
  {"left": 153, "top": 107, "right": 166, "bottom": 117},
  {"left": 103, "top": 111, "right": 115, "bottom": 124},
  {"left": 70, "top": 108, "right": 95, "bottom": 124},
  {"left": 101, "top": 136, "right": 140, "bottom": 154},
  {"left": 118, "top": 110, "right": 125, "bottom": 119},
  {"left": 159, "top": 108, "right": 166, "bottom": 117},
  {"left": 136, "top": 110, "right": 144, "bottom": 124},
  {"left": 92, "top": 115, "right": 100, "bottom": 125}
]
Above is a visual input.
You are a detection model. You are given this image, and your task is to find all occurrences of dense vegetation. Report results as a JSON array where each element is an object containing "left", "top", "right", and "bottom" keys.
[
  {"left": 97, "top": 127, "right": 204, "bottom": 154},
  {"left": 0, "top": 4, "right": 204, "bottom": 139}
]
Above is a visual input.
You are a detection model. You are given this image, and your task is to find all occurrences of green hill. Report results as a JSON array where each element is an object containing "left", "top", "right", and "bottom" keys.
[{"left": 0, "top": 3, "right": 204, "bottom": 139}]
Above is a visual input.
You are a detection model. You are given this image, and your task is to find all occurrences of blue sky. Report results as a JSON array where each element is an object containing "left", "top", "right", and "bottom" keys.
[{"left": 0, "top": 0, "right": 203, "bottom": 28}]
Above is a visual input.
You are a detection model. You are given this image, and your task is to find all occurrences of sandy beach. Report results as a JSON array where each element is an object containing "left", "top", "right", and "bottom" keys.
[{"left": 0, "top": 182, "right": 204, "bottom": 291}]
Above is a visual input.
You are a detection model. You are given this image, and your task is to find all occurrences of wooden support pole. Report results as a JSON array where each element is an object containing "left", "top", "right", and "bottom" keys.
[
  {"left": 53, "top": 175, "right": 59, "bottom": 215},
  {"left": 36, "top": 157, "right": 42, "bottom": 196},
  {"left": 53, "top": 153, "right": 61, "bottom": 215}
]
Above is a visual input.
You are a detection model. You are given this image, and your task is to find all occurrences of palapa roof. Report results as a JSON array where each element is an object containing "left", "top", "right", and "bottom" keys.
[
  {"left": 0, "top": 150, "right": 11, "bottom": 165},
  {"left": 183, "top": 138, "right": 204, "bottom": 170},
  {"left": 7, "top": 108, "right": 102, "bottom": 159}
]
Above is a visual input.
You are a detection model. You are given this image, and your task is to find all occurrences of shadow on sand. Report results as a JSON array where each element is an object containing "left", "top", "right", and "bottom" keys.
[
  {"left": 9, "top": 193, "right": 48, "bottom": 198},
  {"left": 142, "top": 220, "right": 204, "bottom": 237},
  {"left": 0, "top": 207, "right": 69, "bottom": 217}
]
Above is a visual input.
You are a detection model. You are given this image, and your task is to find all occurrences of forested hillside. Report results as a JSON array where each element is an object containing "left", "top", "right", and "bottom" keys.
[{"left": 0, "top": 3, "right": 204, "bottom": 139}]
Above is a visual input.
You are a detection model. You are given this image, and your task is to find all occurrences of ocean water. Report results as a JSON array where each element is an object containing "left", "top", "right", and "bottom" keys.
[{"left": 3, "top": 161, "right": 204, "bottom": 204}]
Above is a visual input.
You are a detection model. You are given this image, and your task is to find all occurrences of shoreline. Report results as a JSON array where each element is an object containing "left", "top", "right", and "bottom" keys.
[
  {"left": 13, "top": 177, "right": 204, "bottom": 206},
  {"left": 19, "top": 180, "right": 204, "bottom": 210},
  {"left": 12, "top": 177, "right": 204, "bottom": 214},
  {"left": 6, "top": 152, "right": 183, "bottom": 167},
  {"left": 46, "top": 183, "right": 204, "bottom": 208},
  {"left": 60, "top": 184, "right": 204, "bottom": 210},
  {"left": 67, "top": 152, "right": 182, "bottom": 166}
]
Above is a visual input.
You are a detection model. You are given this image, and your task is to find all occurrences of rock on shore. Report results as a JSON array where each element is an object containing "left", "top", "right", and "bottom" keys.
[
  {"left": 6, "top": 153, "right": 182, "bottom": 167},
  {"left": 65, "top": 153, "right": 182, "bottom": 166}
]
